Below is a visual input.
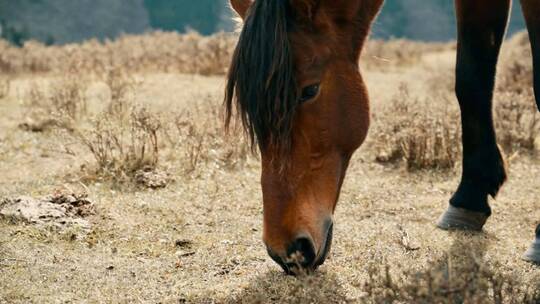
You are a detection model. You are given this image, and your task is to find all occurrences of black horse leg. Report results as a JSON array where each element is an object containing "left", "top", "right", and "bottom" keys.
[
  {"left": 521, "top": 0, "right": 540, "bottom": 111},
  {"left": 520, "top": 0, "right": 540, "bottom": 264},
  {"left": 523, "top": 223, "right": 540, "bottom": 263},
  {"left": 438, "top": 0, "right": 510, "bottom": 231}
]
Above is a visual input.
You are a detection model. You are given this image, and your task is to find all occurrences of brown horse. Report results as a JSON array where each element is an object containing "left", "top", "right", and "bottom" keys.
[{"left": 225, "top": 0, "right": 540, "bottom": 274}]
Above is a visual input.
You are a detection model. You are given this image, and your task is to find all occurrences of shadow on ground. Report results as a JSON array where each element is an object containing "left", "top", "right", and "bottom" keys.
[
  {"left": 363, "top": 230, "right": 540, "bottom": 303},
  {"left": 190, "top": 269, "right": 349, "bottom": 303},
  {"left": 189, "top": 231, "right": 539, "bottom": 303}
]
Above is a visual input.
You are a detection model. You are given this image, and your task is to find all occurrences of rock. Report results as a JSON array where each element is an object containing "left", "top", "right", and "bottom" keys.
[
  {"left": 18, "top": 117, "right": 74, "bottom": 133},
  {"left": 0, "top": 192, "right": 95, "bottom": 232},
  {"left": 175, "top": 239, "right": 193, "bottom": 248},
  {"left": 18, "top": 118, "right": 59, "bottom": 132},
  {"left": 134, "top": 167, "right": 172, "bottom": 189}
]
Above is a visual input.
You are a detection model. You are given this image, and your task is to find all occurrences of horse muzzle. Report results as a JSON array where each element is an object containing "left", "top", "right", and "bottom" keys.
[{"left": 266, "top": 219, "right": 334, "bottom": 275}]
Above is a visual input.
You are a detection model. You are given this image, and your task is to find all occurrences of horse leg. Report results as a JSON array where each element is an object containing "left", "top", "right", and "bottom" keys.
[
  {"left": 437, "top": 0, "right": 510, "bottom": 231},
  {"left": 523, "top": 223, "right": 540, "bottom": 263},
  {"left": 520, "top": 0, "right": 540, "bottom": 265},
  {"left": 520, "top": 0, "right": 540, "bottom": 111}
]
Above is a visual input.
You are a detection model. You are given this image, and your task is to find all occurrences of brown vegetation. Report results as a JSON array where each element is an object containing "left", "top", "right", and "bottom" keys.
[
  {"left": 373, "top": 84, "right": 461, "bottom": 171},
  {"left": 0, "top": 32, "right": 236, "bottom": 76},
  {"left": 14, "top": 65, "right": 249, "bottom": 187},
  {"left": 0, "top": 32, "right": 454, "bottom": 76},
  {"left": 373, "top": 31, "right": 539, "bottom": 171},
  {"left": 496, "top": 32, "right": 540, "bottom": 153},
  {"left": 0, "top": 77, "right": 9, "bottom": 99},
  {"left": 362, "top": 39, "right": 454, "bottom": 69},
  {"left": 362, "top": 251, "right": 540, "bottom": 303},
  {"left": 6, "top": 30, "right": 534, "bottom": 173}
]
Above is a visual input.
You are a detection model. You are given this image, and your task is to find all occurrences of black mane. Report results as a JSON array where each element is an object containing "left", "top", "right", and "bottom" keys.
[{"left": 225, "top": 0, "right": 297, "bottom": 156}]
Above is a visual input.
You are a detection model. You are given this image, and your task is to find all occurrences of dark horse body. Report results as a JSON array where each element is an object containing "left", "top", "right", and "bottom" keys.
[{"left": 226, "top": 0, "right": 540, "bottom": 274}]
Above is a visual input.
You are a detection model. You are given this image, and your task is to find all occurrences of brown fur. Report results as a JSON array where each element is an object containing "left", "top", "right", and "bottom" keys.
[{"left": 227, "top": 0, "right": 382, "bottom": 267}]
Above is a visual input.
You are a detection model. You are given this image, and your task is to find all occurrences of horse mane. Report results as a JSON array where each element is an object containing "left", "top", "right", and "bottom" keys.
[{"left": 225, "top": 0, "right": 297, "bottom": 157}]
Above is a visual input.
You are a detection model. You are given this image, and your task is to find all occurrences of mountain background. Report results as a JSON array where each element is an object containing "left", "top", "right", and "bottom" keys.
[{"left": 0, "top": 0, "right": 527, "bottom": 45}]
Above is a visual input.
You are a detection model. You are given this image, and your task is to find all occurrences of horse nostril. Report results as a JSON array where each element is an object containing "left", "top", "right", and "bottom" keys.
[{"left": 286, "top": 236, "right": 317, "bottom": 269}]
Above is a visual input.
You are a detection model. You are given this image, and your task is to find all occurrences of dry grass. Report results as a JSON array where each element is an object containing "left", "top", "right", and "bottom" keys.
[
  {"left": 17, "top": 67, "right": 250, "bottom": 186},
  {"left": 0, "top": 31, "right": 539, "bottom": 303},
  {"left": 372, "top": 31, "right": 539, "bottom": 171},
  {"left": 16, "top": 78, "right": 88, "bottom": 133},
  {"left": 16, "top": 69, "right": 163, "bottom": 185},
  {"left": 373, "top": 84, "right": 461, "bottom": 171},
  {"left": 362, "top": 39, "right": 454, "bottom": 69},
  {"left": 496, "top": 31, "right": 540, "bottom": 153},
  {"left": 162, "top": 104, "right": 250, "bottom": 175},
  {"left": 70, "top": 106, "right": 162, "bottom": 185},
  {"left": 0, "top": 31, "right": 237, "bottom": 76},
  {"left": 49, "top": 78, "right": 89, "bottom": 120},
  {"left": 0, "top": 77, "right": 10, "bottom": 99},
  {"left": 362, "top": 253, "right": 540, "bottom": 303},
  {"left": 102, "top": 68, "right": 137, "bottom": 116},
  {"left": 495, "top": 91, "right": 539, "bottom": 152},
  {"left": 65, "top": 72, "right": 164, "bottom": 186},
  {"left": 0, "top": 32, "right": 453, "bottom": 77},
  {"left": 499, "top": 32, "right": 535, "bottom": 94}
]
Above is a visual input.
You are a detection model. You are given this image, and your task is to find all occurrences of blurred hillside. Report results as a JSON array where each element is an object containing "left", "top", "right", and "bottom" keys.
[
  {"left": 144, "top": 0, "right": 230, "bottom": 35},
  {"left": 374, "top": 0, "right": 526, "bottom": 41},
  {"left": 0, "top": 0, "right": 527, "bottom": 45},
  {"left": 0, "top": 0, "right": 151, "bottom": 45}
]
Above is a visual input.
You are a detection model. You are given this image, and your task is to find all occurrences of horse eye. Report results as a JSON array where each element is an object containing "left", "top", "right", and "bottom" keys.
[{"left": 299, "top": 84, "right": 320, "bottom": 102}]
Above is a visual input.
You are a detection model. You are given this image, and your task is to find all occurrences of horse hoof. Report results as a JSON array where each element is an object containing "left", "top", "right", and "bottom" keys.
[
  {"left": 436, "top": 205, "right": 488, "bottom": 231},
  {"left": 522, "top": 238, "right": 540, "bottom": 264}
]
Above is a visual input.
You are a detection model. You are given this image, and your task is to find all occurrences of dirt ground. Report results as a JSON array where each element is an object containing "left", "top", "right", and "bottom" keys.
[{"left": 1, "top": 40, "right": 539, "bottom": 303}]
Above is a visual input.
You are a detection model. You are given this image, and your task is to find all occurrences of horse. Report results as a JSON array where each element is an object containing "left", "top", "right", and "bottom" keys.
[{"left": 225, "top": 0, "right": 540, "bottom": 275}]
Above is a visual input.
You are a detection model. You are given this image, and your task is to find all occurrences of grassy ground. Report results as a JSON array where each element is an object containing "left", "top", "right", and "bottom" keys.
[{"left": 0, "top": 33, "right": 539, "bottom": 303}]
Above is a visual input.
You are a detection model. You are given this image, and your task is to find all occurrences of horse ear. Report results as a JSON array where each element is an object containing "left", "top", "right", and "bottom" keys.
[
  {"left": 356, "top": 0, "right": 384, "bottom": 23},
  {"left": 230, "top": 0, "right": 253, "bottom": 20}
]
